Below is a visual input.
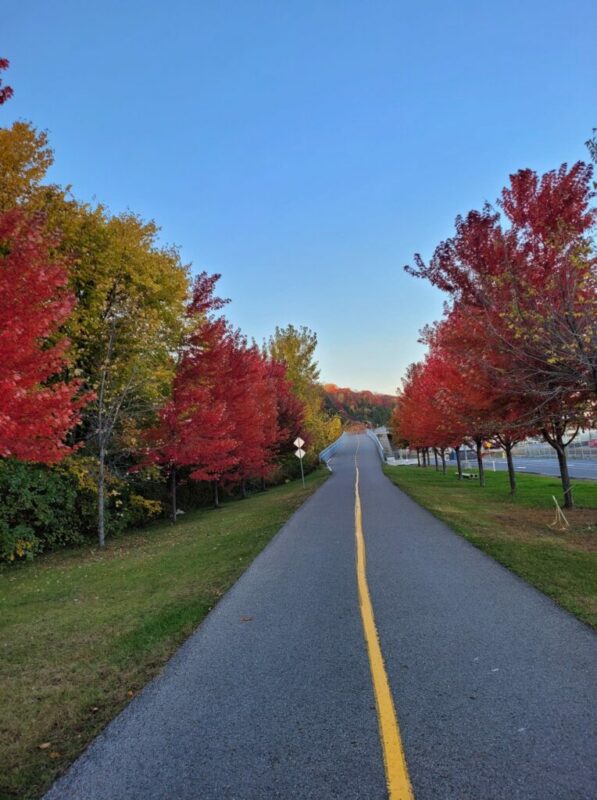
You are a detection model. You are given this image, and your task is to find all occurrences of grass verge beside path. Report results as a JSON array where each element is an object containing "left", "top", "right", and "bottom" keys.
[
  {"left": 383, "top": 465, "right": 597, "bottom": 628},
  {"left": 0, "top": 469, "right": 328, "bottom": 800}
]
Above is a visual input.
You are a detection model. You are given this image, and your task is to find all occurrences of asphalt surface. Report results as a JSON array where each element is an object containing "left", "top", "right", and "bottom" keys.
[
  {"left": 46, "top": 435, "right": 597, "bottom": 800},
  {"left": 480, "top": 456, "right": 597, "bottom": 481}
]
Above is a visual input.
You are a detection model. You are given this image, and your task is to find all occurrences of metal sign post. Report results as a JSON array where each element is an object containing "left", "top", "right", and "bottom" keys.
[{"left": 294, "top": 437, "right": 306, "bottom": 487}]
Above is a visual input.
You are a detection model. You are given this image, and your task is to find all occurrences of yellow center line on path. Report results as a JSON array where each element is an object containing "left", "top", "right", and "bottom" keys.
[{"left": 354, "top": 438, "right": 414, "bottom": 800}]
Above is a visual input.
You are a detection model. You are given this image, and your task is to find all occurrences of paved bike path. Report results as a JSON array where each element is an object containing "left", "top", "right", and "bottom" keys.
[
  {"left": 358, "top": 438, "right": 596, "bottom": 798},
  {"left": 46, "top": 434, "right": 596, "bottom": 799}
]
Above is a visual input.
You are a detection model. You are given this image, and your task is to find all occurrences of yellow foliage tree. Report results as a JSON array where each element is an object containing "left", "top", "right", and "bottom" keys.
[
  {"left": 267, "top": 325, "right": 342, "bottom": 455},
  {"left": 0, "top": 122, "right": 54, "bottom": 211},
  {"left": 0, "top": 121, "right": 190, "bottom": 545}
]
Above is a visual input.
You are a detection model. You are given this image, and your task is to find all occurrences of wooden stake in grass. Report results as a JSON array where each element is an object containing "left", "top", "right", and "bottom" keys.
[{"left": 548, "top": 495, "right": 570, "bottom": 532}]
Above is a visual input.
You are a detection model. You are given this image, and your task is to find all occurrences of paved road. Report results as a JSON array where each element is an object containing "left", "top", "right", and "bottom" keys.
[
  {"left": 485, "top": 456, "right": 597, "bottom": 481},
  {"left": 46, "top": 435, "right": 597, "bottom": 800}
]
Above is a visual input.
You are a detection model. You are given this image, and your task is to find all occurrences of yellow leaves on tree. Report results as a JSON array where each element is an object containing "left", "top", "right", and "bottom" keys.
[{"left": 267, "top": 325, "right": 342, "bottom": 453}]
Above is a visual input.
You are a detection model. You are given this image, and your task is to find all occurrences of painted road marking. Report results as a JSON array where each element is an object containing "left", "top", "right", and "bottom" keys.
[{"left": 354, "top": 440, "right": 414, "bottom": 800}]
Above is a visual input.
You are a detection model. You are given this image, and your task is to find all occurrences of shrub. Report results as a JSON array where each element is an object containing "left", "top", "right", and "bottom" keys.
[
  {"left": 0, "top": 460, "right": 81, "bottom": 561},
  {"left": 0, "top": 520, "right": 41, "bottom": 562},
  {"left": 125, "top": 494, "right": 163, "bottom": 528},
  {"left": 0, "top": 457, "right": 163, "bottom": 562},
  {"left": 60, "top": 457, "right": 163, "bottom": 541}
]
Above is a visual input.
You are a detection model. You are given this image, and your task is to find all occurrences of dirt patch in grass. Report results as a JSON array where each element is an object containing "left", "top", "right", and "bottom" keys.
[
  {"left": 0, "top": 469, "right": 328, "bottom": 800},
  {"left": 486, "top": 506, "right": 597, "bottom": 551}
]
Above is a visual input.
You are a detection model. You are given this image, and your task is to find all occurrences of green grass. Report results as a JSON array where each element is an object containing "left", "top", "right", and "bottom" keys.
[
  {"left": 0, "top": 469, "right": 328, "bottom": 800},
  {"left": 383, "top": 464, "right": 597, "bottom": 627}
]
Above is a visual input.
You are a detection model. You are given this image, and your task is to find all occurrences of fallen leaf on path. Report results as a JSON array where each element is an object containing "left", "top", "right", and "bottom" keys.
[{"left": 240, "top": 616, "right": 253, "bottom": 622}]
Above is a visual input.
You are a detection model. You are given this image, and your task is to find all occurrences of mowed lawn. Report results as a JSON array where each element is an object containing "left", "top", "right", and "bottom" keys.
[
  {"left": 0, "top": 469, "right": 328, "bottom": 800},
  {"left": 384, "top": 464, "right": 597, "bottom": 627}
]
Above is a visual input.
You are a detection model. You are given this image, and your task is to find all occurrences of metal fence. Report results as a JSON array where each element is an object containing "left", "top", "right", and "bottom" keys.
[
  {"left": 512, "top": 441, "right": 597, "bottom": 460},
  {"left": 394, "top": 442, "right": 597, "bottom": 463}
]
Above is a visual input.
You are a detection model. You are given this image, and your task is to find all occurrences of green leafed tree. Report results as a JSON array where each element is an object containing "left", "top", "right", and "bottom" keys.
[{"left": 68, "top": 210, "right": 189, "bottom": 546}]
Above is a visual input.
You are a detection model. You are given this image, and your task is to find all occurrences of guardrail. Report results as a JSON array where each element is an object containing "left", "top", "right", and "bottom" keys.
[
  {"left": 366, "top": 429, "right": 386, "bottom": 462},
  {"left": 320, "top": 430, "right": 416, "bottom": 467},
  {"left": 319, "top": 432, "right": 347, "bottom": 463}
]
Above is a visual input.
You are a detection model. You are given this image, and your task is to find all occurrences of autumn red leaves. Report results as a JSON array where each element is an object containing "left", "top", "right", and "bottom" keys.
[
  {"left": 0, "top": 58, "right": 310, "bottom": 551},
  {"left": 395, "top": 161, "right": 596, "bottom": 507},
  {"left": 145, "top": 272, "right": 305, "bottom": 516},
  {"left": 0, "top": 60, "right": 79, "bottom": 462},
  {"left": 0, "top": 209, "right": 85, "bottom": 462},
  {"left": 324, "top": 385, "right": 395, "bottom": 427},
  {"left": 0, "top": 207, "right": 307, "bottom": 516},
  {"left": 0, "top": 58, "right": 12, "bottom": 106}
]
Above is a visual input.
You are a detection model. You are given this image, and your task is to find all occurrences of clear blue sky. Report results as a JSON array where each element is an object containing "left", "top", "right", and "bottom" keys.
[{"left": 3, "top": 1, "right": 595, "bottom": 393}]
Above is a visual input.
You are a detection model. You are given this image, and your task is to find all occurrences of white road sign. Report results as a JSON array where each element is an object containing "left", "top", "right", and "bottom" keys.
[{"left": 294, "top": 437, "right": 306, "bottom": 486}]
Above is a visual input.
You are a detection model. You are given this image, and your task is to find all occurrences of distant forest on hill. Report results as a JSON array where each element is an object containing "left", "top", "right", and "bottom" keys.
[{"left": 323, "top": 385, "right": 396, "bottom": 428}]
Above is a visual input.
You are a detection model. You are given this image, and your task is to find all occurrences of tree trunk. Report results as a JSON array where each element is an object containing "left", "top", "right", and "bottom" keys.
[
  {"left": 261, "top": 476, "right": 266, "bottom": 492},
  {"left": 433, "top": 448, "right": 439, "bottom": 471},
  {"left": 98, "top": 441, "right": 106, "bottom": 548},
  {"left": 213, "top": 480, "right": 220, "bottom": 509},
  {"left": 554, "top": 440, "right": 574, "bottom": 509},
  {"left": 170, "top": 466, "right": 177, "bottom": 523},
  {"left": 440, "top": 448, "right": 446, "bottom": 475},
  {"left": 455, "top": 446, "right": 463, "bottom": 480},
  {"left": 505, "top": 442, "right": 516, "bottom": 496},
  {"left": 542, "top": 428, "right": 574, "bottom": 509},
  {"left": 241, "top": 479, "right": 247, "bottom": 499},
  {"left": 475, "top": 438, "right": 485, "bottom": 487},
  {"left": 416, "top": 448, "right": 421, "bottom": 467}
]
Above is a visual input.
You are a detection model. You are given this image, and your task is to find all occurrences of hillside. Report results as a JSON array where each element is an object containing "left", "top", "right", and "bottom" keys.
[{"left": 323, "top": 384, "right": 395, "bottom": 427}]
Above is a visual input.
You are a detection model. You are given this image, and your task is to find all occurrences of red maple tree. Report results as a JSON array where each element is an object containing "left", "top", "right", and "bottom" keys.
[
  {"left": 424, "top": 312, "right": 537, "bottom": 489},
  {"left": 406, "top": 162, "right": 596, "bottom": 506},
  {"left": 146, "top": 272, "right": 309, "bottom": 515},
  {"left": 0, "top": 209, "right": 83, "bottom": 462},
  {"left": 393, "top": 356, "right": 469, "bottom": 474},
  {"left": 144, "top": 274, "right": 237, "bottom": 517},
  {"left": 267, "top": 359, "right": 305, "bottom": 459},
  {"left": 394, "top": 310, "right": 539, "bottom": 491},
  {"left": 222, "top": 336, "right": 275, "bottom": 495}
]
